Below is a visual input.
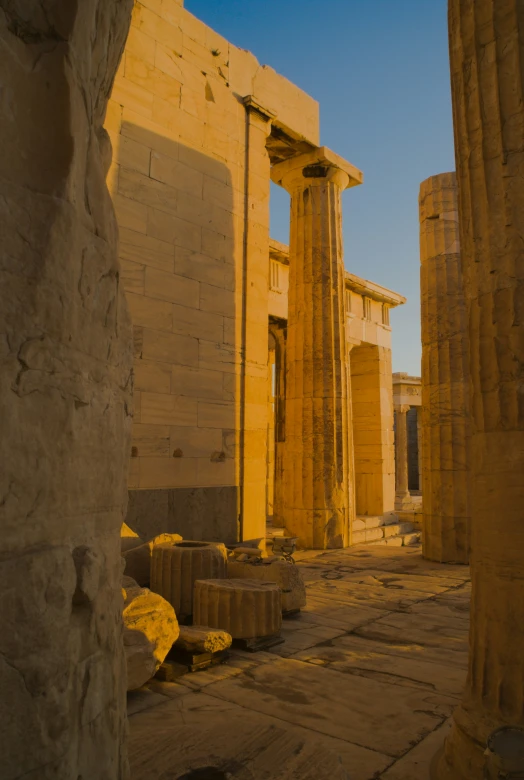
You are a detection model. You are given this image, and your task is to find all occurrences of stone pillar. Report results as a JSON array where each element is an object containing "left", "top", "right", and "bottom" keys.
[
  {"left": 0, "top": 2, "right": 133, "bottom": 778},
  {"left": 417, "top": 407, "right": 423, "bottom": 492},
  {"left": 433, "top": 2, "right": 524, "bottom": 777},
  {"left": 270, "top": 321, "right": 287, "bottom": 530},
  {"left": 395, "top": 405, "right": 411, "bottom": 508},
  {"left": 239, "top": 97, "right": 274, "bottom": 541},
  {"left": 420, "top": 173, "right": 470, "bottom": 564},
  {"left": 271, "top": 147, "right": 362, "bottom": 549},
  {"left": 352, "top": 344, "right": 396, "bottom": 517},
  {"left": 346, "top": 343, "right": 357, "bottom": 543}
]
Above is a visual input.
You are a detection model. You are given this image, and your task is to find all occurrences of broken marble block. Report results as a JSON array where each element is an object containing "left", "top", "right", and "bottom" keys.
[
  {"left": 121, "top": 522, "right": 143, "bottom": 554},
  {"left": 175, "top": 625, "right": 232, "bottom": 654},
  {"left": 193, "top": 579, "right": 282, "bottom": 639},
  {"left": 123, "top": 586, "right": 179, "bottom": 690},
  {"left": 227, "top": 559, "right": 306, "bottom": 613},
  {"left": 151, "top": 541, "right": 227, "bottom": 622},
  {"left": 123, "top": 532, "right": 182, "bottom": 586}
]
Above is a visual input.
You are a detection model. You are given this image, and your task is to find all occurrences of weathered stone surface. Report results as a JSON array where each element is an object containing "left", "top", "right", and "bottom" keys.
[
  {"left": 271, "top": 148, "right": 361, "bottom": 550},
  {"left": 194, "top": 578, "right": 282, "bottom": 639},
  {"left": 123, "top": 587, "right": 179, "bottom": 691},
  {"left": 0, "top": 1, "right": 133, "bottom": 777},
  {"left": 123, "top": 532, "right": 182, "bottom": 586},
  {"left": 434, "top": 2, "right": 524, "bottom": 777},
  {"left": 227, "top": 558, "right": 306, "bottom": 612},
  {"left": 123, "top": 575, "right": 139, "bottom": 592},
  {"left": 419, "top": 173, "right": 470, "bottom": 564},
  {"left": 151, "top": 540, "right": 227, "bottom": 622},
  {"left": 176, "top": 625, "right": 232, "bottom": 654}
]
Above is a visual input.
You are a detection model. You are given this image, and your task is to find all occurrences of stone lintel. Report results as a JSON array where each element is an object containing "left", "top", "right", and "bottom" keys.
[
  {"left": 271, "top": 146, "right": 363, "bottom": 190},
  {"left": 242, "top": 95, "right": 277, "bottom": 123}
]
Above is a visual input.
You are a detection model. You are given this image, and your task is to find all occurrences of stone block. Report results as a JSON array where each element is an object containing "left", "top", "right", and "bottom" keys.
[
  {"left": 123, "top": 532, "right": 182, "bottom": 586},
  {"left": 120, "top": 227, "right": 175, "bottom": 273},
  {"left": 140, "top": 390, "right": 198, "bottom": 426},
  {"left": 138, "top": 456, "right": 198, "bottom": 490},
  {"left": 227, "top": 559, "right": 306, "bottom": 613},
  {"left": 193, "top": 579, "right": 282, "bottom": 639},
  {"left": 123, "top": 586, "right": 179, "bottom": 690},
  {"left": 175, "top": 625, "right": 232, "bottom": 654},
  {"left": 134, "top": 361, "right": 172, "bottom": 394},
  {"left": 151, "top": 540, "right": 228, "bottom": 621}
]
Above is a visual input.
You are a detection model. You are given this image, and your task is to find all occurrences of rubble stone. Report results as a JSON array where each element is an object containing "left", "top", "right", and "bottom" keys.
[
  {"left": 227, "top": 559, "right": 306, "bottom": 613},
  {"left": 123, "top": 533, "right": 182, "bottom": 587},
  {"left": 151, "top": 541, "right": 227, "bottom": 622},
  {"left": 176, "top": 626, "right": 232, "bottom": 654},
  {"left": 194, "top": 579, "right": 282, "bottom": 639},
  {"left": 123, "top": 586, "right": 179, "bottom": 691}
]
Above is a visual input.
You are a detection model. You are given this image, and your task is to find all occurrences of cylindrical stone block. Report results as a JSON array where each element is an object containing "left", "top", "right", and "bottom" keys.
[
  {"left": 150, "top": 541, "right": 227, "bottom": 622},
  {"left": 419, "top": 172, "right": 470, "bottom": 564},
  {"left": 193, "top": 579, "right": 282, "bottom": 639}
]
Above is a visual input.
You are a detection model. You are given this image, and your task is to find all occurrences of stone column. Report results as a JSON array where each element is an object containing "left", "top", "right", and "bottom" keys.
[
  {"left": 394, "top": 404, "right": 411, "bottom": 508},
  {"left": 433, "top": 2, "right": 524, "bottom": 777},
  {"left": 239, "top": 97, "right": 274, "bottom": 541},
  {"left": 417, "top": 407, "right": 422, "bottom": 492},
  {"left": 420, "top": 173, "right": 470, "bottom": 564},
  {"left": 0, "top": 2, "right": 133, "bottom": 778},
  {"left": 271, "top": 147, "right": 362, "bottom": 549},
  {"left": 346, "top": 342, "right": 357, "bottom": 542}
]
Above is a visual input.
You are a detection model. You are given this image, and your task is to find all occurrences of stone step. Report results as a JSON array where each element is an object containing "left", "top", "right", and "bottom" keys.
[
  {"left": 353, "top": 529, "right": 421, "bottom": 548},
  {"left": 352, "top": 513, "right": 399, "bottom": 532}
]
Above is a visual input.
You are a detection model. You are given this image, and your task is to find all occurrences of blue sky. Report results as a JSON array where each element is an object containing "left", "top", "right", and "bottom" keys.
[{"left": 186, "top": 0, "right": 455, "bottom": 375}]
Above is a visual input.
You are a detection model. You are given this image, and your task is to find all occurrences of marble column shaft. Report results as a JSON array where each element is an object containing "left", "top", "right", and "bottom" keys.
[
  {"left": 420, "top": 173, "right": 470, "bottom": 564},
  {"left": 434, "top": 1, "right": 524, "bottom": 777},
  {"left": 271, "top": 149, "right": 362, "bottom": 549}
]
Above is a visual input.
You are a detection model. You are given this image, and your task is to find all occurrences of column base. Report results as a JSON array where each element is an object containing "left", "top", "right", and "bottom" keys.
[
  {"left": 430, "top": 706, "right": 500, "bottom": 780},
  {"left": 395, "top": 492, "right": 414, "bottom": 511}
]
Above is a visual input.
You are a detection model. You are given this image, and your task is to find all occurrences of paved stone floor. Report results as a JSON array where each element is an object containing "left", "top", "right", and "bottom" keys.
[{"left": 127, "top": 544, "right": 470, "bottom": 779}]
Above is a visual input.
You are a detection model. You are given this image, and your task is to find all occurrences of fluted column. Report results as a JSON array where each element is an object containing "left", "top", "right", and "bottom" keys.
[
  {"left": 394, "top": 404, "right": 411, "bottom": 507},
  {"left": 420, "top": 173, "right": 470, "bottom": 564},
  {"left": 433, "top": 2, "right": 524, "bottom": 777},
  {"left": 271, "top": 147, "right": 362, "bottom": 549}
]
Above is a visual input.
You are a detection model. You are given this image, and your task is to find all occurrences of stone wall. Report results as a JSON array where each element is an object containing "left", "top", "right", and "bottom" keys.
[
  {"left": 106, "top": 0, "right": 319, "bottom": 543},
  {"left": 0, "top": 1, "right": 133, "bottom": 777}
]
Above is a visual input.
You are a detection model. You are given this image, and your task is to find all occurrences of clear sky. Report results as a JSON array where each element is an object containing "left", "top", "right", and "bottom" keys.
[{"left": 185, "top": 0, "right": 455, "bottom": 375}]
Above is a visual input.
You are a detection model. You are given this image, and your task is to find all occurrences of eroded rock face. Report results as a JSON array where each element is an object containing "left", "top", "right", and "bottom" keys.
[
  {"left": 123, "top": 533, "right": 182, "bottom": 586},
  {"left": 123, "top": 587, "right": 179, "bottom": 691},
  {"left": 0, "top": 2, "right": 133, "bottom": 777}
]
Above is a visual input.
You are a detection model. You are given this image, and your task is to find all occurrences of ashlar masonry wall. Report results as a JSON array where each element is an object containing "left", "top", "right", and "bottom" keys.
[{"left": 105, "top": 0, "right": 319, "bottom": 543}]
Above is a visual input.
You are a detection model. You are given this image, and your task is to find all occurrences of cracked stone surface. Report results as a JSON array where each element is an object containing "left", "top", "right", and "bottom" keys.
[
  {"left": 128, "top": 544, "right": 470, "bottom": 779},
  {"left": 0, "top": 1, "right": 133, "bottom": 778}
]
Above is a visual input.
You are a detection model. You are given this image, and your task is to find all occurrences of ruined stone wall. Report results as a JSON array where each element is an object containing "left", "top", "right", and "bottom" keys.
[
  {"left": 0, "top": 2, "right": 133, "bottom": 777},
  {"left": 106, "top": 0, "right": 319, "bottom": 544}
]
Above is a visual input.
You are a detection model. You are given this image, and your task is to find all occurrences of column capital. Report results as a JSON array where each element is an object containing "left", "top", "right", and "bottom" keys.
[
  {"left": 395, "top": 403, "right": 411, "bottom": 415},
  {"left": 271, "top": 146, "right": 363, "bottom": 194}
]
